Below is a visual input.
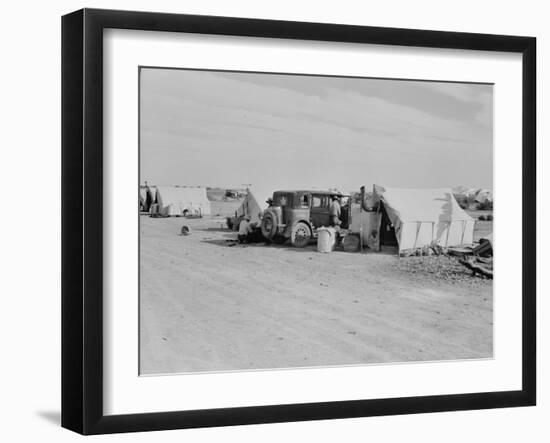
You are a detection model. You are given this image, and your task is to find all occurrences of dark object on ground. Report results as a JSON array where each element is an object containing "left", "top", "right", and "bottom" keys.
[
  {"left": 486, "top": 214, "right": 494, "bottom": 221},
  {"left": 478, "top": 215, "right": 487, "bottom": 221},
  {"left": 180, "top": 225, "right": 191, "bottom": 236},
  {"left": 237, "top": 229, "right": 265, "bottom": 244},
  {"left": 459, "top": 256, "right": 493, "bottom": 279},
  {"left": 343, "top": 233, "right": 360, "bottom": 252},
  {"left": 271, "top": 235, "right": 287, "bottom": 244},
  {"left": 472, "top": 237, "right": 493, "bottom": 258},
  {"left": 248, "top": 229, "right": 266, "bottom": 243}
]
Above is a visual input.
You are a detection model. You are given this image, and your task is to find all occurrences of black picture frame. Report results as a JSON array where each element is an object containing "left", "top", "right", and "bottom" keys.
[{"left": 61, "top": 8, "right": 536, "bottom": 435}]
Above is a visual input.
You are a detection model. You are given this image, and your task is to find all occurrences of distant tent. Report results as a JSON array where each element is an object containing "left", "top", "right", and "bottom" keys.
[
  {"left": 139, "top": 186, "right": 148, "bottom": 211},
  {"left": 452, "top": 185, "right": 469, "bottom": 196},
  {"left": 452, "top": 186, "right": 473, "bottom": 203},
  {"left": 475, "top": 189, "right": 493, "bottom": 204},
  {"left": 146, "top": 186, "right": 157, "bottom": 211},
  {"left": 465, "top": 188, "right": 480, "bottom": 199},
  {"left": 373, "top": 185, "right": 475, "bottom": 254},
  {"left": 155, "top": 186, "right": 211, "bottom": 217}
]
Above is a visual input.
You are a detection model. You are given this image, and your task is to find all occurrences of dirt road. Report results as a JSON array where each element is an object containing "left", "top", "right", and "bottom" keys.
[{"left": 140, "top": 216, "right": 492, "bottom": 374}]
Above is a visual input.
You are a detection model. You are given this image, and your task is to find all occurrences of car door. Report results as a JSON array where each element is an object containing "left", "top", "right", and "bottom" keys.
[{"left": 310, "top": 194, "right": 330, "bottom": 228}]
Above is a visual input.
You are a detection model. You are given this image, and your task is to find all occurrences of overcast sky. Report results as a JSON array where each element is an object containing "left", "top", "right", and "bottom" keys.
[{"left": 140, "top": 68, "right": 493, "bottom": 193}]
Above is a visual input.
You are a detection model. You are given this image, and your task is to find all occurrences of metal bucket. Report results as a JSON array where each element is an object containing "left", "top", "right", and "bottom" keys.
[{"left": 317, "top": 227, "right": 336, "bottom": 253}]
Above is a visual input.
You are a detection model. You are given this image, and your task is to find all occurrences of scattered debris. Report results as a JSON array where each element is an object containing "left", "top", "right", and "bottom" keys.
[
  {"left": 400, "top": 242, "right": 448, "bottom": 257},
  {"left": 459, "top": 256, "right": 493, "bottom": 279},
  {"left": 448, "top": 247, "right": 474, "bottom": 257},
  {"left": 395, "top": 255, "right": 491, "bottom": 284},
  {"left": 472, "top": 234, "right": 493, "bottom": 257}
]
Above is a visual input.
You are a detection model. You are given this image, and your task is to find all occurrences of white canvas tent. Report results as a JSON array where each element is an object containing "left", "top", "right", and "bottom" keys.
[
  {"left": 373, "top": 185, "right": 475, "bottom": 253},
  {"left": 235, "top": 191, "right": 266, "bottom": 225},
  {"left": 155, "top": 186, "right": 211, "bottom": 217}
]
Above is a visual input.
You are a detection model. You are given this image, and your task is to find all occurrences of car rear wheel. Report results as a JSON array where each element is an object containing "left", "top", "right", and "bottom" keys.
[{"left": 291, "top": 222, "right": 311, "bottom": 248}]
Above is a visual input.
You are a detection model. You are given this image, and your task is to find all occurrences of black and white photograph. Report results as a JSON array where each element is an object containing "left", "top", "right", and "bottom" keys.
[
  {"left": 138, "top": 67, "right": 494, "bottom": 375},
  {"left": 0, "top": 0, "right": 544, "bottom": 439}
]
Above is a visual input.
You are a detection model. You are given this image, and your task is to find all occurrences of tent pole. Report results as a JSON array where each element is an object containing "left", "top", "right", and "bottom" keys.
[
  {"left": 413, "top": 221, "right": 421, "bottom": 250},
  {"left": 360, "top": 203, "right": 364, "bottom": 253}
]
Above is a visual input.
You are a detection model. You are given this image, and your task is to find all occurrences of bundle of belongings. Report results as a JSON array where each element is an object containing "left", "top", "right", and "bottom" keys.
[{"left": 458, "top": 233, "right": 493, "bottom": 279}]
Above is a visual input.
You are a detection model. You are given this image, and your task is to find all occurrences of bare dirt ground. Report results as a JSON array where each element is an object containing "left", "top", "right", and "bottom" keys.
[{"left": 140, "top": 213, "right": 493, "bottom": 375}]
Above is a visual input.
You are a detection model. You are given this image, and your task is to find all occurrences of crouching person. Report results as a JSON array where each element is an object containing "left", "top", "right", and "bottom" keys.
[{"left": 238, "top": 215, "right": 253, "bottom": 244}]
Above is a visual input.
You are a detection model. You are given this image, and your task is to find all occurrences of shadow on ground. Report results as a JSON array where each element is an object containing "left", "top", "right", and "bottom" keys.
[
  {"left": 200, "top": 238, "right": 271, "bottom": 248},
  {"left": 195, "top": 227, "right": 231, "bottom": 232},
  {"left": 197, "top": 230, "right": 398, "bottom": 255},
  {"left": 36, "top": 410, "right": 60, "bottom": 426}
]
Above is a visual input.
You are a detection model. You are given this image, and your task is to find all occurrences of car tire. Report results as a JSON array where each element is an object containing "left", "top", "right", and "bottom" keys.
[
  {"left": 291, "top": 222, "right": 312, "bottom": 248},
  {"left": 261, "top": 210, "right": 278, "bottom": 239}
]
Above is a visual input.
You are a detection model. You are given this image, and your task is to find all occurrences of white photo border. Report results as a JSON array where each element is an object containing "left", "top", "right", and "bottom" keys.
[{"left": 103, "top": 29, "right": 523, "bottom": 415}]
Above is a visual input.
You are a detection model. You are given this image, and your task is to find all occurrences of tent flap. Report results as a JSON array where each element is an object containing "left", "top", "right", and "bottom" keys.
[{"left": 235, "top": 191, "right": 266, "bottom": 225}]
